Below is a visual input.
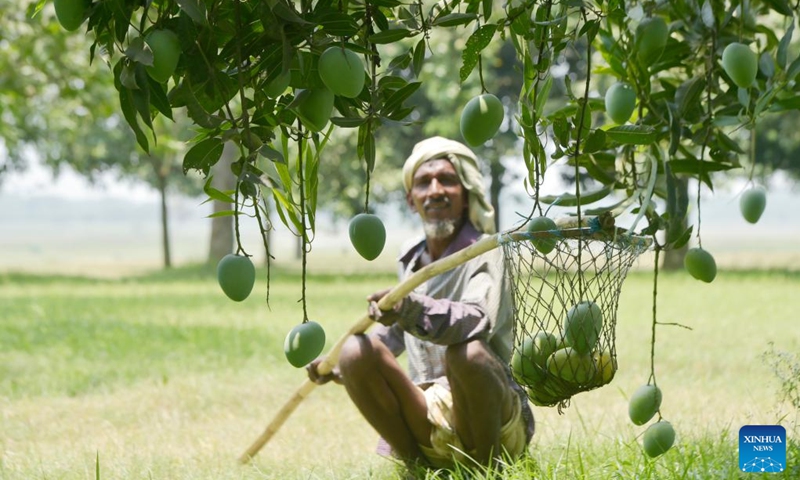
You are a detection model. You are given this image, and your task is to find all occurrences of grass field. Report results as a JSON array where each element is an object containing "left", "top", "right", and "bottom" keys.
[{"left": 1, "top": 264, "right": 798, "bottom": 479}]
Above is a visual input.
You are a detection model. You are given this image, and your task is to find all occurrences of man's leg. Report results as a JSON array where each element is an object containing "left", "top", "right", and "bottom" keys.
[
  {"left": 445, "top": 339, "right": 516, "bottom": 466},
  {"left": 338, "top": 334, "right": 432, "bottom": 464}
]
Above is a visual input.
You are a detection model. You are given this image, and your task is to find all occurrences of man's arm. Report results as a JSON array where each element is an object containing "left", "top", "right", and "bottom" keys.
[{"left": 369, "top": 260, "right": 499, "bottom": 346}]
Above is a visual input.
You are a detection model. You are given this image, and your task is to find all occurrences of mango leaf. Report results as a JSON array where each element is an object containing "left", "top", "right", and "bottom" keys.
[
  {"left": 754, "top": 87, "right": 779, "bottom": 117},
  {"left": 759, "top": 52, "right": 775, "bottom": 78},
  {"left": 330, "top": 116, "right": 368, "bottom": 128},
  {"left": 412, "top": 39, "right": 426, "bottom": 77},
  {"left": 534, "top": 75, "right": 553, "bottom": 118},
  {"left": 304, "top": 147, "right": 318, "bottom": 230},
  {"left": 131, "top": 67, "right": 154, "bottom": 131},
  {"left": 184, "top": 137, "right": 224, "bottom": 175},
  {"left": 203, "top": 177, "right": 235, "bottom": 203},
  {"left": 125, "top": 37, "right": 153, "bottom": 66},
  {"left": 207, "top": 210, "right": 238, "bottom": 218},
  {"left": 318, "top": 11, "right": 359, "bottom": 36},
  {"left": 771, "top": 95, "right": 800, "bottom": 111},
  {"left": 777, "top": 21, "right": 794, "bottom": 69},
  {"left": 358, "top": 122, "right": 376, "bottom": 172},
  {"left": 539, "top": 184, "right": 614, "bottom": 206},
  {"left": 120, "top": 63, "right": 139, "bottom": 90},
  {"left": 372, "top": 8, "right": 389, "bottom": 32},
  {"left": 668, "top": 159, "right": 737, "bottom": 175},
  {"left": 482, "top": 0, "right": 493, "bottom": 20},
  {"left": 713, "top": 131, "right": 744, "bottom": 154},
  {"left": 676, "top": 76, "right": 705, "bottom": 118},
  {"left": 761, "top": 0, "right": 794, "bottom": 16},
  {"left": 147, "top": 76, "right": 173, "bottom": 120},
  {"left": 271, "top": 188, "right": 303, "bottom": 233},
  {"left": 668, "top": 104, "right": 681, "bottom": 156},
  {"left": 176, "top": 0, "right": 208, "bottom": 25},
  {"left": 119, "top": 87, "right": 149, "bottom": 153},
  {"left": 433, "top": 13, "right": 478, "bottom": 27},
  {"left": 258, "top": 144, "right": 286, "bottom": 163},
  {"left": 605, "top": 125, "right": 657, "bottom": 145},
  {"left": 371, "top": 0, "right": 402, "bottom": 6},
  {"left": 268, "top": 0, "right": 309, "bottom": 24},
  {"left": 381, "top": 81, "right": 421, "bottom": 116},
  {"left": 369, "top": 28, "right": 413, "bottom": 44},
  {"left": 582, "top": 129, "right": 607, "bottom": 154},
  {"left": 670, "top": 225, "right": 694, "bottom": 250},
  {"left": 787, "top": 56, "right": 800, "bottom": 81},
  {"left": 459, "top": 25, "right": 496, "bottom": 83},
  {"left": 106, "top": 0, "right": 135, "bottom": 43}
]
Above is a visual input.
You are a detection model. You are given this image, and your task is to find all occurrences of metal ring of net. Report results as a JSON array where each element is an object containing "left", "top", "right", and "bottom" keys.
[{"left": 502, "top": 218, "right": 650, "bottom": 411}]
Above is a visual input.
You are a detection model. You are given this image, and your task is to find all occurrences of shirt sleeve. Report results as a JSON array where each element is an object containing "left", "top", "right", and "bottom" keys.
[{"left": 394, "top": 259, "right": 498, "bottom": 346}]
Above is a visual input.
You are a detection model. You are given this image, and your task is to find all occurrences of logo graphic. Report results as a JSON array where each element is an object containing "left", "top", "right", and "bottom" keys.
[{"left": 739, "top": 425, "right": 786, "bottom": 473}]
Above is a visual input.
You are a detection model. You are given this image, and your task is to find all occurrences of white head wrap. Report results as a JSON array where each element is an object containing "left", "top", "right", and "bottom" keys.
[{"left": 402, "top": 136, "right": 496, "bottom": 234}]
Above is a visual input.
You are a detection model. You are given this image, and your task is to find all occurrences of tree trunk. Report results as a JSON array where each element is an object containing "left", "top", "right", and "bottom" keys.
[
  {"left": 207, "top": 142, "right": 238, "bottom": 264},
  {"left": 662, "top": 177, "right": 690, "bottom": 271},
  {"left": 157, "top": 172, "right": 172, "bottom": 268}
]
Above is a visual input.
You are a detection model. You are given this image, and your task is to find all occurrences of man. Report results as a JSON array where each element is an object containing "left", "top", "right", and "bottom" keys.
[{"left": 307, "top": 137, "right": 535, "bottom": 470}]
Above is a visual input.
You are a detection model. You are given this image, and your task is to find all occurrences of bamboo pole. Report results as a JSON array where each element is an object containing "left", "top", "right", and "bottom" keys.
[{"left": 238, "top": 217, "right": 630, "bottom": 463}]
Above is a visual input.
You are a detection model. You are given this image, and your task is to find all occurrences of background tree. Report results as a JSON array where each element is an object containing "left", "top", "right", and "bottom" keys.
[{"left": 1, "top": 0, "right": 204, "bottom": 268}]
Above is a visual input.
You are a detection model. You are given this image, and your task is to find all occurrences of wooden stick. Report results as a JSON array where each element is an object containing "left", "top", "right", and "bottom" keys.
[{"left": 238, "top": 218, "right": 626, "bottom": 463}]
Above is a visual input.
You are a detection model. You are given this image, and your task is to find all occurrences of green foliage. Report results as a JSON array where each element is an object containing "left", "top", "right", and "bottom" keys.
[{"left": 46, "top": 0, "right": 800, "bottom": 314}]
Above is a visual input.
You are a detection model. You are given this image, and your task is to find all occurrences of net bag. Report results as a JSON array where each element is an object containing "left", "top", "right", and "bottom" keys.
[{"left": 501, "top": 217, "right": 649, "bottom": 410}]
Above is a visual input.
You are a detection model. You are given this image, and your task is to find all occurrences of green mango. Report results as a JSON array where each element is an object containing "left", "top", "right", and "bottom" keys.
[
  {"left": 512, "top": 332, "right": 558, "bottom": 386},
  {"left": 348, "top": 213, "right": 386, "bottom": 261},
  {"left": 722, "top": 42, "right": 758, "bottom": 89},
  {"left": 460, "top": 94, "right": 504, "bottom": 147},
  {"left": 526, "top": 216, "right": 559, "bottom": 254},
  {"left": 318, "top": 47, "right": 365, "bottom": 98},
  {"left": 284, "top": 321, "right": 326, "bottom": 368},
  {"left": 628, "top": 384, "right": 662, "bottom": 426},
  {"left": 605, "top": 82, "right": 636, "bottom": 125},
  {"left": 54, "top": 0, "right": 89, "bottom": 31},
  {"left": 546, "top": 347, "right": 596, "bottom": 384},
  {"left": 295, "top": 89, "right": 334, "bottom": 133},
  {"left": 217, "top": 254, "right": 256, "bottom": 302},
  {"left": 264, "top": 70, "right": 292, "bottom": 98},
  {"left": 635, "top": 17, "right": 668, "bottom": 67},
  {"left": 684, "top": 248, "right": 717, "bottom": 283},
  {"left": 564, "top": 301, "right": 603, "bottom": 354},
  {"left": 739, "top": 186, "right": 767, "bottom": 224},
  {"left": 643, "top": 421, "right": 675, "bottom": 457},
  {"left": 145, "top": 29, "right": 182, "bottom": 83}
]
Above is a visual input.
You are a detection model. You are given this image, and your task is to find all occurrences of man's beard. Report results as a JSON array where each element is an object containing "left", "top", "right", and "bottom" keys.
[{"left": 423, "top": 218, "right": 459, "bottom": 240}]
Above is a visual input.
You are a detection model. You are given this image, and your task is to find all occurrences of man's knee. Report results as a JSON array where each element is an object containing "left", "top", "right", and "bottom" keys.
[
  {"left": 445, "top": 339, "right": 495, "bottom": 376},
  {"left": 338, "top": 334, "right": 387, "bottom": 376}
]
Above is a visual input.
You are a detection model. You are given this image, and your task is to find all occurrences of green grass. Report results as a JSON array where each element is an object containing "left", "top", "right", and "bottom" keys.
[{"left": 0, "top": 265, "right": 798, "bottom": 479}]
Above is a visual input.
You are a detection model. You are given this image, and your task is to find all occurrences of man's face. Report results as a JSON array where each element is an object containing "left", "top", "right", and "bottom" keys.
[{"left": 407, "top": 158, "right": 468, "bottom": 238}]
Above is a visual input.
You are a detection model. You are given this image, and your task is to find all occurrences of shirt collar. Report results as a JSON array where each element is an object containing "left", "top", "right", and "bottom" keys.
[{"left": 398, "top": 221, "right": 484, "bottom": 270}]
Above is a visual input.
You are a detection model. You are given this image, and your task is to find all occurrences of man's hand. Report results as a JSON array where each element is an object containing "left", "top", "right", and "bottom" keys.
[
  {"left": 367, "top": 289, "right": 405, "bottom": 326},
  {"left": 306, "top": 357, "right": 342, "bottom": 385}
]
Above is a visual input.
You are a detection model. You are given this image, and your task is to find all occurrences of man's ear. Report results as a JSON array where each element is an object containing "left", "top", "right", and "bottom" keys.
[{"left": 406, "top": 191, "right": 416, "bottom": 211}]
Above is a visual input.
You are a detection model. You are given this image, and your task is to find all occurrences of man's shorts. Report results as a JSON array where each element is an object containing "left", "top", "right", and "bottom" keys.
[{"left": 417, "top": 383, "right": 528, "bottom": 468}]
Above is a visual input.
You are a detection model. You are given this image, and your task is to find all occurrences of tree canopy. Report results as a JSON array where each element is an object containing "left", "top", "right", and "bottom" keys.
[{"left": 42, "top": 0, "right": 800, "bottom": 264}]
